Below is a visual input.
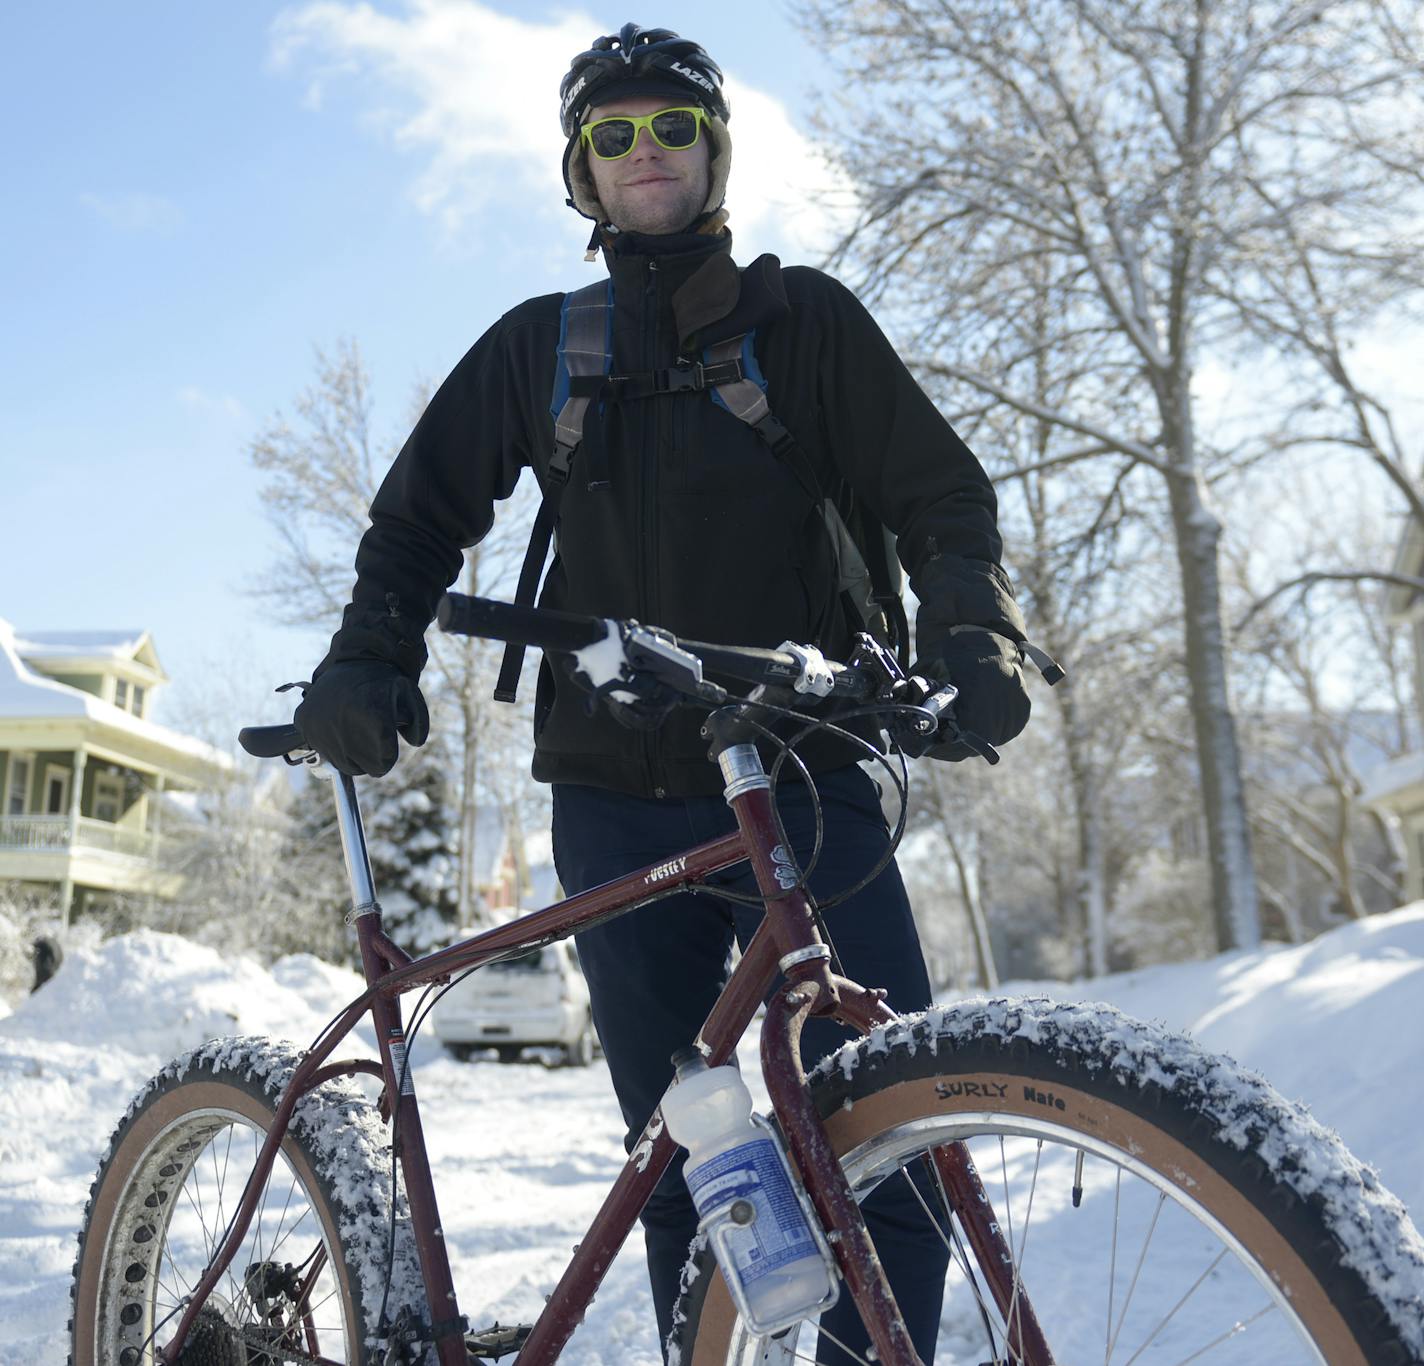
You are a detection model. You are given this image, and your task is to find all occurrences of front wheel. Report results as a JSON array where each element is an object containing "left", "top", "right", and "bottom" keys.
[
  {"left": 668, "top": 999, "right": 1424, "bottom": 1366},
  {"left": 70, "top": 1036, "right": 430, "bottom": 1365}
]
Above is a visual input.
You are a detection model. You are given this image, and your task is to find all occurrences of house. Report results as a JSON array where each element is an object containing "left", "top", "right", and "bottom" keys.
[
  {"left": 468, "top": 804, "right": 560, "bottom": 920},
  {"left": 0, "top": 619, "right": 231, "bottom": 925},
  {"left": 1362, "top": 516, "right": 1424, "bottom": 901}
]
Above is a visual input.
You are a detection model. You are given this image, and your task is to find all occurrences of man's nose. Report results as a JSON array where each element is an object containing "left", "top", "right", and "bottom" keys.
[{"left": 628, "top": 126, "right": 662, "bottom": 160}]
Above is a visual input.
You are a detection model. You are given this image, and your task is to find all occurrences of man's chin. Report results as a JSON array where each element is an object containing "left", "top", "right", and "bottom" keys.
[{"left": 608, "top": 190, "right": 704, "bottom": 237}]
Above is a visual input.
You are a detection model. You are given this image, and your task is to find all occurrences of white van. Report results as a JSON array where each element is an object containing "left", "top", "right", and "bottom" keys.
[{"left": 431, "top": 940, "right": 596, "bottom": 1067}]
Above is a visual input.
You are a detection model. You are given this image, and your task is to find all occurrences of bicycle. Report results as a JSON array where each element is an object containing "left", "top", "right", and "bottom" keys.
[{"left": 69, "top": 594, "right": 1424, "bottom": 1366}]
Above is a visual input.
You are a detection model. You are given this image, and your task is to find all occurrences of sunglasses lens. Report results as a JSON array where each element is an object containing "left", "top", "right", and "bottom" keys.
[
  {"left": 589, "top": 119, "right": 637, "bottom": 159},
  {"left": 651, "top": 109, "right": 699, "bottom": 149}
]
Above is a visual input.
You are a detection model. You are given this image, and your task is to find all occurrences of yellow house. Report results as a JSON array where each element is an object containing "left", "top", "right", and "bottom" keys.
[
  {"left": 0, "top": 618, "right": 230, "bottom": 925},
  {"left": 1362, "top": 518, "right": 1424, "bottom": 902}
]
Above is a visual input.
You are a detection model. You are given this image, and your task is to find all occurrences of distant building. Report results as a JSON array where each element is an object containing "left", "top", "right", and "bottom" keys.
[
  {"left": 0, "top": 620, "right": 230, "bottom": 925},
  {"left": 468, "top": 804, "right": 560, "bottom": 921}
]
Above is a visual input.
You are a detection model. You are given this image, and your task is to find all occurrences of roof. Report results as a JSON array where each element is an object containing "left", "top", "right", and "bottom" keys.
[
  {"left": 14, "top": 628, "right": 147, "bottom": 655},
  {"left": 0, "top": 618, "right": 228, "bottom": 777},
  {"left": 12, "top": 624, "right": 166, "bottom": 679}
]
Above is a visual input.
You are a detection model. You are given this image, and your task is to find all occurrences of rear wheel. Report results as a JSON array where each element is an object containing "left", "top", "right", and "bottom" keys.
[
  {"left": 668, "top": 1000, "right": 1424, "bottom": 1366},
  {"left": 70, "top": 1036, "right": 429, "bottom": 1365}
]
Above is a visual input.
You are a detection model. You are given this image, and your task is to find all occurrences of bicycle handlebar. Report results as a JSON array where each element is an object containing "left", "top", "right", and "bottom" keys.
[{"left": 436, "top": 592, "right": 875, "bottom": 702}]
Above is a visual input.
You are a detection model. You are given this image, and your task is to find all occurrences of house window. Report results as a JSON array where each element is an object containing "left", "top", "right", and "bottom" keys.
[
  {"left": 44, "top": 765, "right": 71, "bottom": 815},
  {"left": 7, "top": 755, "right": 32, "bottom": 815},
  {"left": 114, "top": 679, "right": 129, "bottom": 710},
  {"left": 131, "top": 684, "right": 146, "bottom": 717},
  {"left": 93, "top": 771, "right": 125, "bottom": 823}
]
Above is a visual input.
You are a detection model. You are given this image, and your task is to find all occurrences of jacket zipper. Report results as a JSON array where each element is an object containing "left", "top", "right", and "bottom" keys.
[{"left": 639, "top": 257, "right": 664, "bottom": 797}]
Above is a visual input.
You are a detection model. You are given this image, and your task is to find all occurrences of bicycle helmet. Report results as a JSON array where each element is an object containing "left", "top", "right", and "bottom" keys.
[
  {"left": 560, "top": 23, "right": 734, "bottom": 231},
  {"left": 559, "top": 24, "right": 729, "bottom": 137}
]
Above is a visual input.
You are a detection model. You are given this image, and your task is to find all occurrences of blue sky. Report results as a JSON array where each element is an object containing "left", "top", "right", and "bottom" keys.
[{"left": 0, "top": 2, "right": 838, "bottom": 733}]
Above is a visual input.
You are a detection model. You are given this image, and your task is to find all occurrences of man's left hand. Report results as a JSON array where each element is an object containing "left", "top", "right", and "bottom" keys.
[{"left": 914, "top": 630, "right": 1030, "bottom": 761}]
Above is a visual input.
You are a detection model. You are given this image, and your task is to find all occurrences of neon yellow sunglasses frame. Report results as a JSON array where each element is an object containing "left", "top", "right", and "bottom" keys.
[{"left": 580, "top": 106, "right": 709, "bottom": 161}]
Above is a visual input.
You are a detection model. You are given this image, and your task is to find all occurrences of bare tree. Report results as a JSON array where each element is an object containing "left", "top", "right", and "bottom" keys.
[
  {"left": 800, "top": 0, "right": 1424, "bottom": 950},
  {"left": 1229, "top": 503, "right": 1412, "bottom": 929},
  {"left": 249, "top": 341, "right": 537, "bottom": 923}
]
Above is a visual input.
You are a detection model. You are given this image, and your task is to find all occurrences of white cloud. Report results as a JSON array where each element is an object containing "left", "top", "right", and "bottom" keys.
[
  {"left": 268, "top": 0, "right": 851, "bottom": 258},
  {"left": 79, "top": 191, "right": 185, "bottom": 235},
  {"left": 178, "top": 387, "right": 248, "bottom": 422}
]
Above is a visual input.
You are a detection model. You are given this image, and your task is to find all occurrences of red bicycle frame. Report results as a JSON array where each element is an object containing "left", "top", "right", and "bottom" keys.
[{"left": 157, "top": 749, "right": 1053, "bottom": 1366}]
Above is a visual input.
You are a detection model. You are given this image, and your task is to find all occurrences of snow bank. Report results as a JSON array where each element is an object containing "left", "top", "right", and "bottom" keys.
[
  {"left": 2, "top": 910, "right": 1423, "bottom": 1364},
  {"left": 0, "top": 929, "right": 371, "bottom": 1060}
]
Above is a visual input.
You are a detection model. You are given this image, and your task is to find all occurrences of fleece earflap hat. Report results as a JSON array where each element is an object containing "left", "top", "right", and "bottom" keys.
[{"left": 559, "top": 23, "right": 733, "bottom": 230}]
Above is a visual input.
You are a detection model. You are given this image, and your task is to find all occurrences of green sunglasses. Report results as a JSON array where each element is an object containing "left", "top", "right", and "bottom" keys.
[{"left": 580, "top": 106, "right": 709, "bottom": 161}]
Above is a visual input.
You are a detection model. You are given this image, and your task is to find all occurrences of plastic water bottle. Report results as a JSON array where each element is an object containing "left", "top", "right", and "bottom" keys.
[{"left": 660, "top": 1048, "right": 836, "bottom": 1333}]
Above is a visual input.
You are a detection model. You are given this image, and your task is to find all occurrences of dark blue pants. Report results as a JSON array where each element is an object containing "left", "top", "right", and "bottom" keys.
[{"left": 552, "top": 765, "right": 950, "bottom": 1363}]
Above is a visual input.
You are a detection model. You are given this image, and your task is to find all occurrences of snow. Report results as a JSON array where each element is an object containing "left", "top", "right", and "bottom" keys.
[{"left": 3, "top": 910, "right": 1423, "bottom": 1363}]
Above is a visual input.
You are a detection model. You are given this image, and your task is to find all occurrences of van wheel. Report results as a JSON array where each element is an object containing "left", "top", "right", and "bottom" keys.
[
  {"left": 446, "top": 1043, "right": 475, "bottom": 1063},
  {"left": 562, "top": 1019, "right": 595, "bottom": 1068}
]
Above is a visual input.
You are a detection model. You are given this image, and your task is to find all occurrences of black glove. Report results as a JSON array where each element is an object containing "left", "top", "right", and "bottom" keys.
[
  {"left": 914, "top": 630, "right": 1030, "bottom": 762},
  {"left": 293, "top": 661, "right": 430, "bottom": 777}
]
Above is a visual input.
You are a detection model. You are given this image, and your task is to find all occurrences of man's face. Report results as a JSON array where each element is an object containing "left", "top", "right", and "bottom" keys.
[{"left": 584, "top": 93, "right": 712, "bottom": 235}]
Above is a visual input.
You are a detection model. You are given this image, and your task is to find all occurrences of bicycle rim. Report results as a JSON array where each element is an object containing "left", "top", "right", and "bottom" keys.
[
  {"left": 75, "top": 1088, "right": 362, "bottom": 1364},
  {"left": 719, "top": 1112, "right": 1331, "bottom": 1365},
  {"left": 671, "top": 1002, "right": 1422, "bottom": 1366}
]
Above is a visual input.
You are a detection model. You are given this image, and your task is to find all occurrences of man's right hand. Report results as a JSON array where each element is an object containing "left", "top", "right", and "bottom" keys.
[{"left": 294, "top": 661, "right": 430, "bottom": 776}]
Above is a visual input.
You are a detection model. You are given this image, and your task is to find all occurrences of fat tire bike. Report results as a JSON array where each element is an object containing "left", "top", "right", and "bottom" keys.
[{"left": 70, "top": 594, "right": 1424, "bottom": 1366}]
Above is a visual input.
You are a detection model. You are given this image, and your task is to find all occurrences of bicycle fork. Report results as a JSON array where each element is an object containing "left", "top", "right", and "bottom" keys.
[{"left": 718, "top": 739, "right": 1056, "bottom": 1366}]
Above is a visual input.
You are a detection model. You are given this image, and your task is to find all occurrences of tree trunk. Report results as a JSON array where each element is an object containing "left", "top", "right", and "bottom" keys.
[
  {"left": 458, "top": 551, "right": 484, "bottom": 926},
  {"left": 1163, "top": 460, "right": 1260, "bottom": 950},
  {"left": 946, "top": 823, "right": 998, "bottom": 990},
  {"left": 1055, "top": 673, "right": 1109, "bottom": 977}
]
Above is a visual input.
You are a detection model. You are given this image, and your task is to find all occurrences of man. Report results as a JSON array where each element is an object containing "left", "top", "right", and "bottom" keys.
[{"left": 297, "top": 23, "right": 1031, "bottom": 1364}]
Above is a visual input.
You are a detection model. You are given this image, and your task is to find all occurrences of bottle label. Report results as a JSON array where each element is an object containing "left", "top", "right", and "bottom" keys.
[{"left": 686, "top": 1137, "right": 818, "bottom": 1285}]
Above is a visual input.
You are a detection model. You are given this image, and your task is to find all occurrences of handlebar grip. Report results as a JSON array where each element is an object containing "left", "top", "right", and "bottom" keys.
[
  {"left": 239, "top": 723, "right": 306, "bottom": 759},
  {"left": 437, "top": 593, "right": 610, "bottom": 653}
]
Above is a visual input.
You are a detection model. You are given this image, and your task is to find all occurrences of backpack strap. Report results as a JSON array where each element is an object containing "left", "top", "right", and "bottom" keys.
[
  {"left": 705, "top": 334, "right": 909, "bottom": 667},
  {"left": 494, "top": 281, "right": 612, "bottom": 703}
]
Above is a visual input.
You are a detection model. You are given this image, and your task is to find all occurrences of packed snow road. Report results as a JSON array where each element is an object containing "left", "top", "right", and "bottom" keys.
[{"left": 3, "top": 908, "right": 1423, "bottom": 1363}]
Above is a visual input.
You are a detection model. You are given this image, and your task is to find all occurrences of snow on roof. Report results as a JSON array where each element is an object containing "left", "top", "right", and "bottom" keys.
[
  {"left": 0, "top": 619, "right": 90, "bottom": 718},
  {"left": 13, "top": 628, "right": 149, "bottom": 657},
  {"left": 0, "top": 618, "right": 228, "bottom": 772}
]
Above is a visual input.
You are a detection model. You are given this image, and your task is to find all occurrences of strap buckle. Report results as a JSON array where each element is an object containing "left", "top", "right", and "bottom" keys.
[
  {"left": 661, "top": 361, "right": 706, "bottom": 391},
  {"left": 547, "top": 441, "right": 576, "bottom": 485}
]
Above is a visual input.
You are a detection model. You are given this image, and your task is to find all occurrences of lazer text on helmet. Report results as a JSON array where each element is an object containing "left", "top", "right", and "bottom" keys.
[{"left": 670, "top": 62, "right": 715, "bottom": 94}]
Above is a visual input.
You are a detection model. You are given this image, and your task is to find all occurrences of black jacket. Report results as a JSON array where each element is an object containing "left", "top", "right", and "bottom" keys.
[{"left": 317, "top": 229, "right": 1025, "bottom": 797}]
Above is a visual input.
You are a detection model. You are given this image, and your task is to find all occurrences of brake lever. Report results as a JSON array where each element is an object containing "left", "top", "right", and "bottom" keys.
[{"left": 889, "top": 677, "right": 1001, "bottom": 765}]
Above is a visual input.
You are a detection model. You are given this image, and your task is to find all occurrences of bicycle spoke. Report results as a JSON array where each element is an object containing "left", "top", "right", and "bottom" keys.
[
  {"left": 1165, "top": 1303, "right": 1275, "bottom": 1365},
  {"left": 899, "top": 1164, "right": 1004, "bottom": 1360},
  {"left": 1004, "top": 1139, "right": 1043, "bottom": 1357},
  {"left": 1105, "top": 1190, "right": 1167, "bottom": 1363},
  {"left": 1119, "top": 1248, "right": 1229, "bottom": 1366},
  {"left": 813, "top": 1322, "right": 875, "bottom": 1366}
]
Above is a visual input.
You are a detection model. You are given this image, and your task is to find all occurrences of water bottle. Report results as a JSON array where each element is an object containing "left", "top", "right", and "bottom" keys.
[{"left": 660, "top": 1048, "right": 837, "bottom": 1334}]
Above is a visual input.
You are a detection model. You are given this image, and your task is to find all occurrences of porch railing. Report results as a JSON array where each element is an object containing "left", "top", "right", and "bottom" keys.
[{"left": 0, "top": 814, "right": 157, "bottom": 859}]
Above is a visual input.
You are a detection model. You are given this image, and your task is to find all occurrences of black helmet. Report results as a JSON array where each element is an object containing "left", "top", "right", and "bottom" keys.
[{"left": 558, "top": 23, "right": 729, "bottom": 137}]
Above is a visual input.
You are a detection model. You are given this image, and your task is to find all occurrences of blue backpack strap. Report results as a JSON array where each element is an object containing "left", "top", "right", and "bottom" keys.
[
  {"left": 705, "top": 330, "right": 909, "bottom": 667},
  {"left": 493, "top": 282, "right": 613, "bottom": 704},
  {"left": 549, "top": 280, "right": 614, "bottom": 482}
]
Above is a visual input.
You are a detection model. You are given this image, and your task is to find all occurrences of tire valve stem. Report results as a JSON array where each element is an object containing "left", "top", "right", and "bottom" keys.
[{"left": 1072, "top": 1149, "right": 1085, "bottom": 1209}]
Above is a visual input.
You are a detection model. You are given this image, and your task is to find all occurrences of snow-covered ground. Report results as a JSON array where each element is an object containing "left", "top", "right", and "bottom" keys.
[{"left": 3, "top": 906, "right": 1423, "bottom": 1364}]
